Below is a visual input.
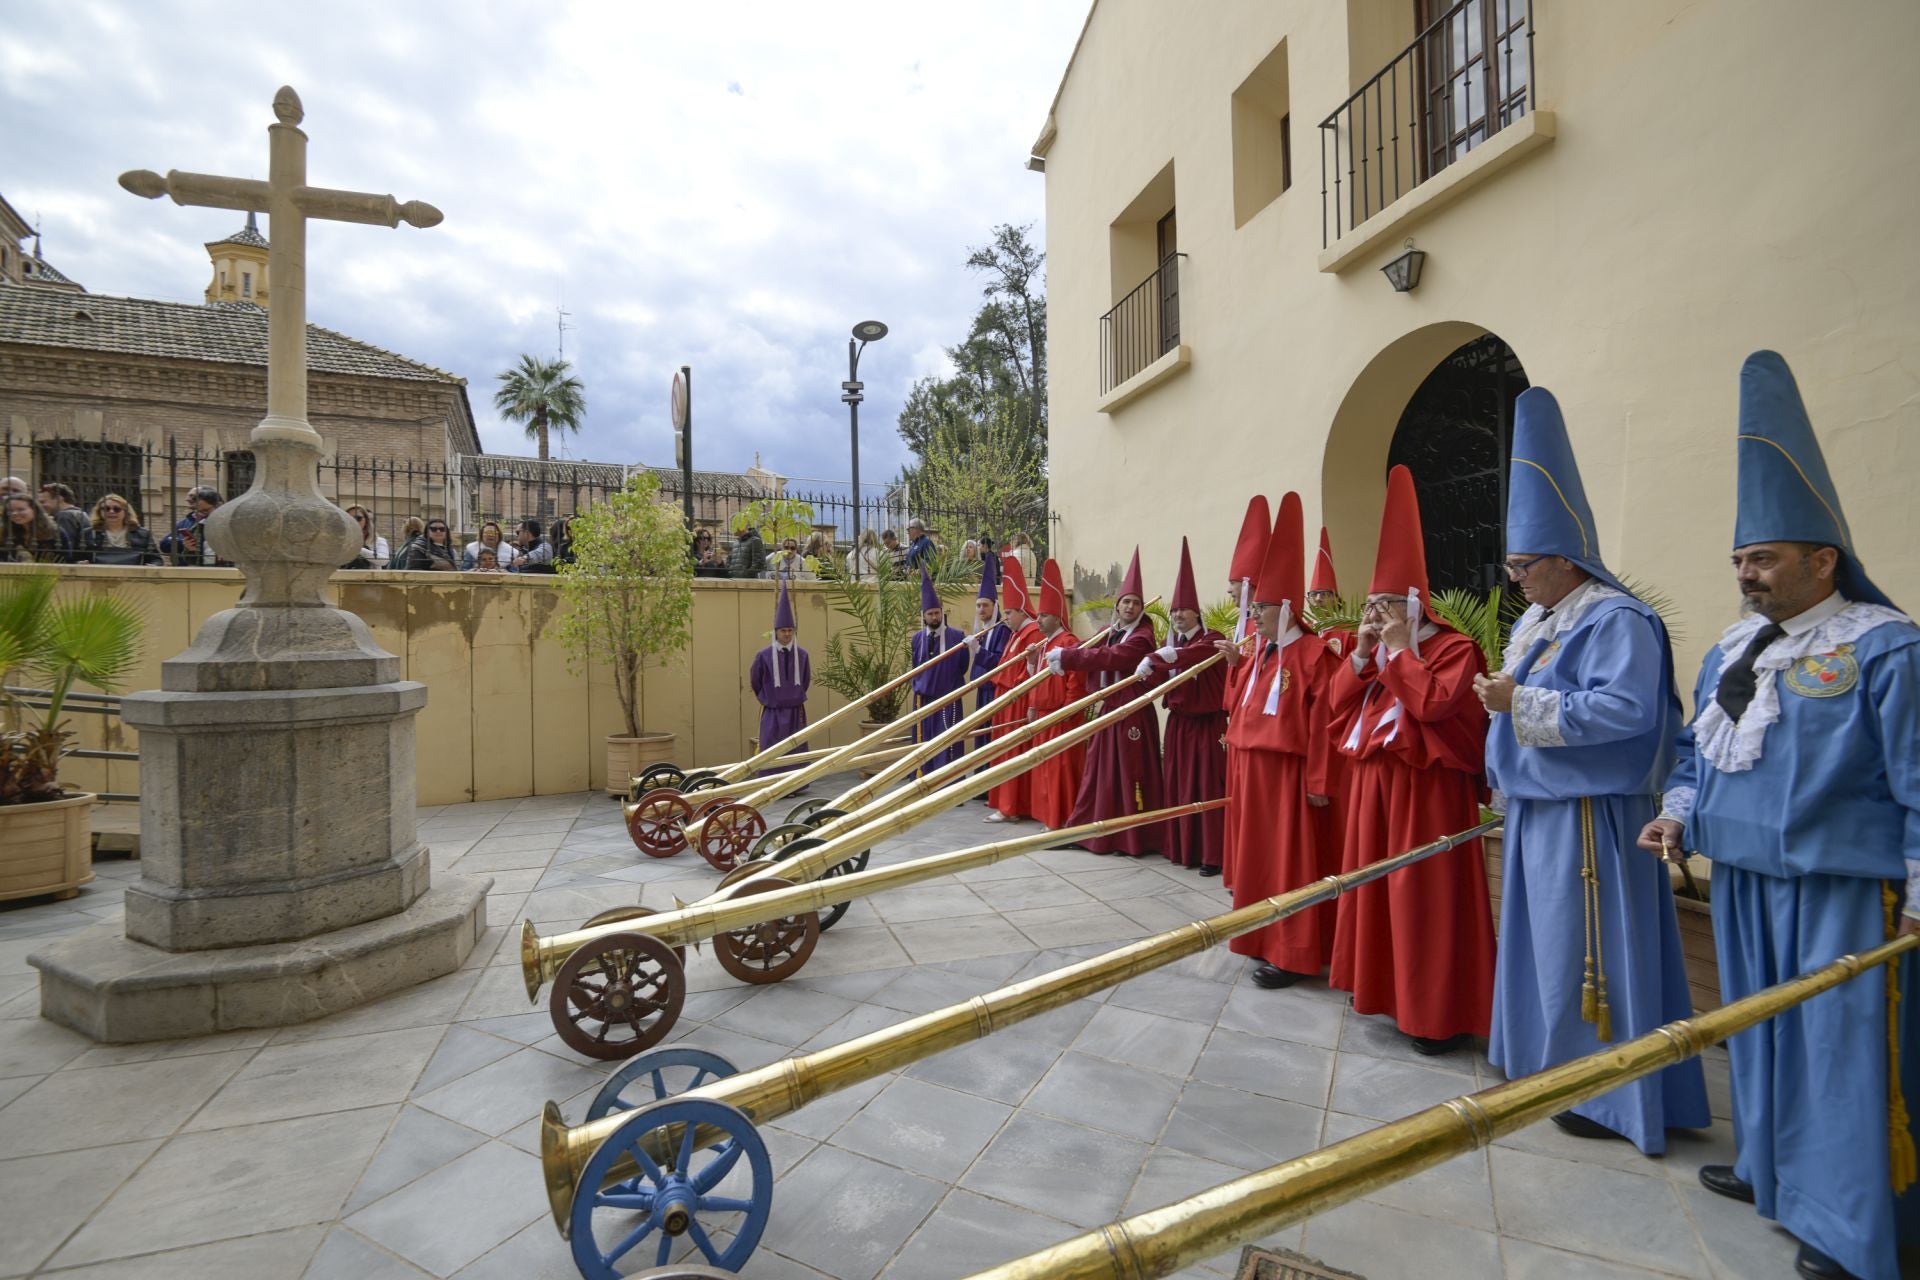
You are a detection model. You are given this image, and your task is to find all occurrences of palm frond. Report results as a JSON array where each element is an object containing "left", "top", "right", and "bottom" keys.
[
  {"left": 1303, "top": 592, "right": 1365, "bottom": 636},
  {"left": 1201, "top": 596, "right": 1240, "bottom": 637},
  {"left": 1071, "top": 595, "right": 1161, "bottom": 641},
  {"left": 1429, "top": 586, "right": 1509, "bottom": 668},
  {"left": 34, "top": 596, "right": 145, "bottom": 693},
  {"left": 1616, "top": 574, "right": 1684, "bottom": 644}
]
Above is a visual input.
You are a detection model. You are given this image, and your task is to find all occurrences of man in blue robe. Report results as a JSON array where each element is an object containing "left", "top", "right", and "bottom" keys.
[
  {"left": 1640, "top": 351, "right": 1920, "bottom": 1280},
  {"left": 910, "top": 568, "right": 971, "bottom": 777},
  {"left": 967, "top": 551, "right": 1012, "bottom": 773},
  {"left": 1475, "top": 388, "right": 1710, "bottom": 1155}
]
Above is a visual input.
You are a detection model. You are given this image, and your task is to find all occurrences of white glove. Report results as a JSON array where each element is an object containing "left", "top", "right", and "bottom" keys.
[
  {"left": 963, "top": 632, "right": 981, "bottom": 651},
  {"left": 1155, "top": 644, "right": 1177, "bottom": 663},
  {"left": 1134, "top": 657, "right": 1154, "bottom": 678},
  {"left": 1045, "top": 648, "right": 1065, "bottom": 674}
]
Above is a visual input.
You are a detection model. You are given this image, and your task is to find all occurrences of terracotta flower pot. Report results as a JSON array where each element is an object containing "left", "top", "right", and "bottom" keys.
[
  {"left": 0, "top": 791, "right": 96, "bottom": 902},
  {"left": 605, "top": 733, "right": 676, "bottom": 795}
]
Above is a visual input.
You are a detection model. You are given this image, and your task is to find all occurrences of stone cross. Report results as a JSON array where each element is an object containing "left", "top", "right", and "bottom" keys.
[{"left": 118, "top": 85, "right": 442, "bottom": 634}]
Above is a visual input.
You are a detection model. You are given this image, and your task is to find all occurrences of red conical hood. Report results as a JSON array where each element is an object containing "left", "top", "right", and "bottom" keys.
[
  {"left": 1311, "top": 527, "right": 1338, "bottom": 595},
  {"left": 1254, "top": 492, "right": 1305, "bottom": 612},
  {"left": 1169, "top": 538, "right": 1200, "bottom": 614},
  {"left": 1228, "top": 496, "right": 1271, "bottom": 583},
  {"left": 1000, "top": 554, "right": 1031, "bottom": 615},
  {"left": 1039, "top": 558, "right": 1068, "bottom": 620},
  {"left": 1117, "top": 546, "right": 1143, "bottom": 603},
  {"left": 1371, "top": 465, "right": 1439, "bottom": 621}
]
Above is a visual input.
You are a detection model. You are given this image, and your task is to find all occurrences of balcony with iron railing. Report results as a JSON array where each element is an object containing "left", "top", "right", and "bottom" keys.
[
  {"left": 1318, "top": 0, "right": 1549, "bottom": 265},
  {"left": 1098, "top": 253, "right": 1189, "bottom": 409}
]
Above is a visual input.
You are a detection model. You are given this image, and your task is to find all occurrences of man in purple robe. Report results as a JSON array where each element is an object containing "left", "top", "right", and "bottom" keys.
[
  {"left": 910, "top": 568, "right": 971, "bottom": 777},
  {"left": 1052, "top": 547, "right": 1165, "bottom": 855},
  {"left": 749, "top": 577, "right": 810, "bottom": 777}
]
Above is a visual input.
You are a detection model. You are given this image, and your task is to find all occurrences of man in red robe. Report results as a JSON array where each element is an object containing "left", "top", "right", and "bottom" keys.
[
  {"left": 1220, "top": 495, "right": 1272, "bottom": 889},
  {"left": 1218, "top": 493, "right": 1337, "bottom": 986},
  {"left": 1025, "top": 559, "right": 1086, "bottom": 829},
  {"left": 1326, "top": 465, "right": 1497, "bottom": 1055},
  {"left": 1143, "top": 537, "right": 1228, "bottom": 873},
  {"left": 985, "top": 556, "right": 1044, "bottom": 823},
  {"left": 1304, "top": 524, "right": 1352, "bottom": 895},
  {"left": 1050, "top": 548, "right": 1163, "bottom": 855}
]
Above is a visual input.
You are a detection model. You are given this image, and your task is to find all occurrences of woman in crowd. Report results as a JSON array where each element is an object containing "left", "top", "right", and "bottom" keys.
[
  {"left": 345, "top": 506, "right": 390, "bottom": 567},
  {"left": 549, "top": 517, "right": 575, "bottom": 566},
  {"left": 462, "top": 521, "right": 516, "bottom": 571},
  {"left": 3, "top": 493, "right": 68, "bottom": 562},
  {"left": 395, "top": 517, "right": 458, "bottom": 571},
  {"left": 79, "top": 494, "right": 160, "bottom": 565},
  {"left": 845, "top": 528, "right": 881, "bottom": 579},
  {"left": 1008, "top": 530, "right": 1038, "bottom": 580}
]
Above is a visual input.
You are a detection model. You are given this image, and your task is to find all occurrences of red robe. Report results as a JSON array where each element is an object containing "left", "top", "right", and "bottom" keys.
[
  {"left": 1326, "top": 628, "right": 1496, "bottom": 1040},
  {"left": 1308, "top": 629, "right": 1355, "bottom": 888},
  {"left": 986, "top": 620, "right": 1045, "bottom": 818},
  {"left": 1223, "top": 631, "right": 1337, "bottom": 973},
  {"left": 1026, "top": 630, "right": 1086, "bottom": 828},
  {"left": 1147, "top": 629, "right": 1228, "bottom": 868},
  {"left": 1057, "top": 619, "right": 1163, "bottom": 854}
]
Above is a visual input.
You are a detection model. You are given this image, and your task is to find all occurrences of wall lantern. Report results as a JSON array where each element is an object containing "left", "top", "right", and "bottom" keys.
[{"left": 1381, "top": 237, "right": 1427, "bottom": 293}]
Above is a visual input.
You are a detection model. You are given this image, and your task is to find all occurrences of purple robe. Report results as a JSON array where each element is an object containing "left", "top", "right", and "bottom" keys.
[
  {"left": 1057, "top": 619, "right": 1164, "bottom": 854},
  {"left": 910, "top": 625, "right": 971, "bottom": 776},
  {"left": 750, "top": 643, "right": 810, "bottom": 775},
  {"left": 970, "top": 619, "right": 1012, "bottom": 765}
]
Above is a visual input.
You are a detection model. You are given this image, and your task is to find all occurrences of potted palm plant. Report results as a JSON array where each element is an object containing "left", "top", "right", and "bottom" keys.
[
  {"left": 816, "top": 556, "right": 971, "bottom": 770},
  {"left": 0, "top": 571, "right": 143, "bottom": 901},
  {"left": 554, "top": 471, "right": 695, "bottom": 793}
]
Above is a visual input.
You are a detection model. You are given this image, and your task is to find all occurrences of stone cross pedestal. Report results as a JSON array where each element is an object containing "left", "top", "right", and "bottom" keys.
[{"left": 31, "top": 87, "right": 490, "bottom": 1042}]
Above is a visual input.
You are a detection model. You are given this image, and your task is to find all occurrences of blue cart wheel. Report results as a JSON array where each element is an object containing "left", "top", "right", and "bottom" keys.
[
  {"left": 586, "top": 1048, "right": 741, "bottom": 1122},
  {"left": 569, "top": 1097, "right": 773, "bottom": 1278}
]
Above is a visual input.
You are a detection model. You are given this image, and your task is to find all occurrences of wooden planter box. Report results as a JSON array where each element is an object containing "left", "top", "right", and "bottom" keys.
[
  {"left": 0, "top": 791, "right": 96, "bottom": 902},
  {"left": 1483, "top": 829, "right": 1721, "bottom": 1011},
  {"left": 605, "top": 733, "right": 676, "bottom": 795}
]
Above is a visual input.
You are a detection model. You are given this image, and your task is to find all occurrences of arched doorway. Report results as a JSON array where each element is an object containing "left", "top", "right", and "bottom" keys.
[{"left": 1386, "top": 333, "right": 1528, "bottom": 592}]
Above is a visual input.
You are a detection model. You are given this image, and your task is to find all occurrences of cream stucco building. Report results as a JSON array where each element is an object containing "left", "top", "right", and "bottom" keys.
[{"left": 1037, "top": 0, "right": 1919, "bottom": 679}]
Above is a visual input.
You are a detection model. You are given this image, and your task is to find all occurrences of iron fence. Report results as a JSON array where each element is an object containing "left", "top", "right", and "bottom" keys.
[
  {"left": 4, "top": 431, "right": 1056, "bottom": 572},
  {"left": 1320, "top": 0, "right": 1534, "bottom": 247},
  {"left": 1099, "top": 253, "right": 1184, "bottom": 395}
]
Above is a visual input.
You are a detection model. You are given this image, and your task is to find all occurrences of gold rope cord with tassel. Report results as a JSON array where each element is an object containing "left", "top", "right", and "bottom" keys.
[
  {"left": 1578, "top": 798, "right": 1613, "bottom": 1043},
  {"left": 1881, "top": 883, "right": 1916, "bottom": 1193}
]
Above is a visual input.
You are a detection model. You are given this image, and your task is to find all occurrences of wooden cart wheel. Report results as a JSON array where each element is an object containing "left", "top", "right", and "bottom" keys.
[
  {"left": 710, "top": 877, "right": 818, "bottom": 984},
  {"left": 750, "top": 822, "right": 813, "bottom": 860},
  {"left": 578, "top": 906, "right": 688, "bottom": 964},
  {"left": 805, "top": 807, "right": 850, "bottom": 828},
  {"left": 626, "top": 791, "right": 694, "bottom": 858},
  {"left": 549, "top": 930, "right": 687, "bottom": 1060},
  {"left": 784, "top": 795, "right": 826, "bottom": 824},
  {"left": 691, "top": 796, "right": 734, "bottom": 823},
  {"left": 681, "top": 771, "right": 724, "bottom": 792},
  {"left": 695, "top": 802, "right": 767, "bottom": 873},
  {"left": 633, "top": 763, "right": 686, "bottom": 796}
]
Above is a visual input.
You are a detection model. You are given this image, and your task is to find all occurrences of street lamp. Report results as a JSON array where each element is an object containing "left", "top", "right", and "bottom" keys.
[{"left": 843, "top": 320, "right": 888, "bottom": 575}]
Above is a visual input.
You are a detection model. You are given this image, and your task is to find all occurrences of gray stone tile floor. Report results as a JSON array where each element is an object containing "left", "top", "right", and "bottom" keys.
[{"left": 0, "top": 781, "right": 1791, "bottom": 1280}]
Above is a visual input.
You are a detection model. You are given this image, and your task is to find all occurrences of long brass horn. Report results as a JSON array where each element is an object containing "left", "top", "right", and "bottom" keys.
[
  {"left": 960, "top": 930, "right": 1920, "bottom": 1280},
  {"left": 539, "top": 816, "right": 1501, "bottom": 1232}
]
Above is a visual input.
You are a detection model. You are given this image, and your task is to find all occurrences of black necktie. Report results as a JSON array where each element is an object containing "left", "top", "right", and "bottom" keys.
[{"left": 1715, "top": 622, "right": 1785, "bottom": 721}]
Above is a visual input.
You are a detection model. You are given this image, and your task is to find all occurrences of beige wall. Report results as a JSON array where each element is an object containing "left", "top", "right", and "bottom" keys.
[
  {"left": 1043, "top": 0, "right": 1920, "bottom": 682},
  {"left": 21, "top": 566, "right": 954, "bottom": 807}
]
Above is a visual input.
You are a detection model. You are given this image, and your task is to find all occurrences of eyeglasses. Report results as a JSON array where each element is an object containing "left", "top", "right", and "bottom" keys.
[
  {"left": 355, "top": 514, "right": 370, "bottom": 524},
  {"left": 1503, "top": 554, "right": 1550, "bottom": 579},
  {"left": 428, "top": 525, "right": 448, "bottom": 533},
  {"left": 100, "top": 505, "right": 125, "bottom": 513},
  {"left": 1361, "top": 595, "right": 1409, "bottom": 614}
]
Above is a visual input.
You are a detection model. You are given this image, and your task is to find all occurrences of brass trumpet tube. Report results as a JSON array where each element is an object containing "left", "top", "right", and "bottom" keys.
[
  {"left": 522, "top": 800, "right": 1224, "bottom": 998},
  {"left": 540, "top": 816, "right": 1499, "bottom": 1231},
  {"left": 643, "top": 744, "right": 921, "bottom": 804},
  {"left": 962, "top": 930, "right": 1920, "bottom": 1280}
]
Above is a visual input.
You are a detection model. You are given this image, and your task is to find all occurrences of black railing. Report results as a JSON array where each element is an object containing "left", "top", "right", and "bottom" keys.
[
  {"left": 1099, "top": 253, "right": 1184, "bottom": 395},
  {"left": 1319, "top": 0, "right": 1534, "bottom": 247},
  {"left": 3, "top": 431, "right": 1057, "bottom": 572}
]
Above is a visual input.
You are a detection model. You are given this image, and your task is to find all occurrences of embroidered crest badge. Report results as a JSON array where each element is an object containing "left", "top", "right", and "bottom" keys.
[
  {"left": 1279, "top": 668, "right": 1292, "bottom": 697},
  {"left": 1532, "top": 640, "right": 1562, "bottom": 671},
  {"left": 1784, "top": 644, "right": 1859, "bottom": 698},
  {"left": 1325, "top": 636, "right": 1344, "bottom": 657},
  {"left": 1127, "top": 726, "right": 1142, "bottom": 741}
]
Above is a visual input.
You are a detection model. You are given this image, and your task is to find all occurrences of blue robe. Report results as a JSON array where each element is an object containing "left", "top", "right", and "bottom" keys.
[
  {"left": 1666, "top": 601, "right": 1920, "bottom": 1280},
  {"left": 910, "top": 625, "right": 971, "bottom": 777},
  {"left": 970, "top": 620, "right": 1011, "bottom": 767},
  {"left": 749, "top": 643, "right": 809, "bottom": 776},
  {"left": 1486, "top": 587, "right": 1709, "bottom": 1153}
]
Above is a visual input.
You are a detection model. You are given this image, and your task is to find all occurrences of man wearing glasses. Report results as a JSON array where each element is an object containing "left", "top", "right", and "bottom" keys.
[
  {"left": 1325, "top": 466, "right": 1497, "bottom": 1056},
  {"left": 1475, "top": 388, "right": 1707, "bottom": 1156}
]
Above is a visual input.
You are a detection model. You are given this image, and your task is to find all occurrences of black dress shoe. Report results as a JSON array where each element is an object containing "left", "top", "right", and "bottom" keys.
[
  {"left": 1795, "top": 1242, "right": 1857, "bottom": 1280},
  {"left": 1549, "top": 1111, "right": 1623, "bottom": 1142},
  {"left": 1251, "top": 964, "right": 1306, "bottom": 990},
  {"left": 1698, "top": 1164, "right": 1756, "bottom": 1203},
  {"left": 1409, "top": 1033, "right": 1467, "bottom": 1056},
  {"left": 1198, "top": 865, "right": 1221, "bottom": 877}
]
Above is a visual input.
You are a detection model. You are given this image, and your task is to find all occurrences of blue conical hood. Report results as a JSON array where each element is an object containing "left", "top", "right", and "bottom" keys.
[
  {"left": 977, "top": 550, "right": 1000, "bottom": 602},
  {"left": 1734, "top": 350, "right": 1893, "bottom": 609},
  {"left": 920, "top": 568, "right": 941, "bottom": 613},
  {"left": 772, "top": 576, "right": 797, "bottom": 630},
  {"left": 1507, "top": 387, "right": 1630, "bottom": 595}
]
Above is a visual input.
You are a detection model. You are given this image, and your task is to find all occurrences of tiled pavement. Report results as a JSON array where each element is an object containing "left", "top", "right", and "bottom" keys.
[{"left": 0, "top": 783, "right": 1797, "bottom": 1280}]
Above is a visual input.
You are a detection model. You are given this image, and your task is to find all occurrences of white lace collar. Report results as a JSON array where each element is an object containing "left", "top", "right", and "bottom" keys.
[
  {"left": 1692, "top": 595, "right": 1909, "bottom": 774},
  {"left": 1501, "top": 579, "right": 1623, "bottom": 673}
]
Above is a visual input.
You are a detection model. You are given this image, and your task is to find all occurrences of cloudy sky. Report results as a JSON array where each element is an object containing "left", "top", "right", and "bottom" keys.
[{"left": 1, "top": 0, "right": 1086, "bottom": 488}]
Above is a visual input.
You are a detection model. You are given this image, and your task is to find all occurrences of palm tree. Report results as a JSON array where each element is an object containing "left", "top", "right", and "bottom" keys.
[{"left": 493, "top": 355, "right": 586, "bottom": 460}]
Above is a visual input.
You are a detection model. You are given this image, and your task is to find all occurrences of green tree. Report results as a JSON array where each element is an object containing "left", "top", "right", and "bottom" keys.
[
  {"left": 554, "top": 472, "right": 693, "bottom": 739},
  {"left": 906, "top": 407, "right": 1047, "bottom": 552},
  {"left": 493, "top": 354, "right": 587, "bottom": 460}
]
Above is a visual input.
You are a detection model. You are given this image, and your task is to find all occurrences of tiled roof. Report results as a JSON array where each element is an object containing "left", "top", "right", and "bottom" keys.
[
  {"left": 208, "top": 215, "right": 269, "bottom": 250},
  {"left": 0, "top": 286, "right": 465, "bottom": 385},
  {"left": 461, "top": 454, "right": 772, "bottom": 497},
  {"left": 19, "top": 254, "right": 78, "bottom": 288}
]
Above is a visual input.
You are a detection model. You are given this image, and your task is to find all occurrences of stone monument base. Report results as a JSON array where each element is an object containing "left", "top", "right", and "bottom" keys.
[{"left": 29, "top": 875, "right": 491, "bottom": 1043}]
